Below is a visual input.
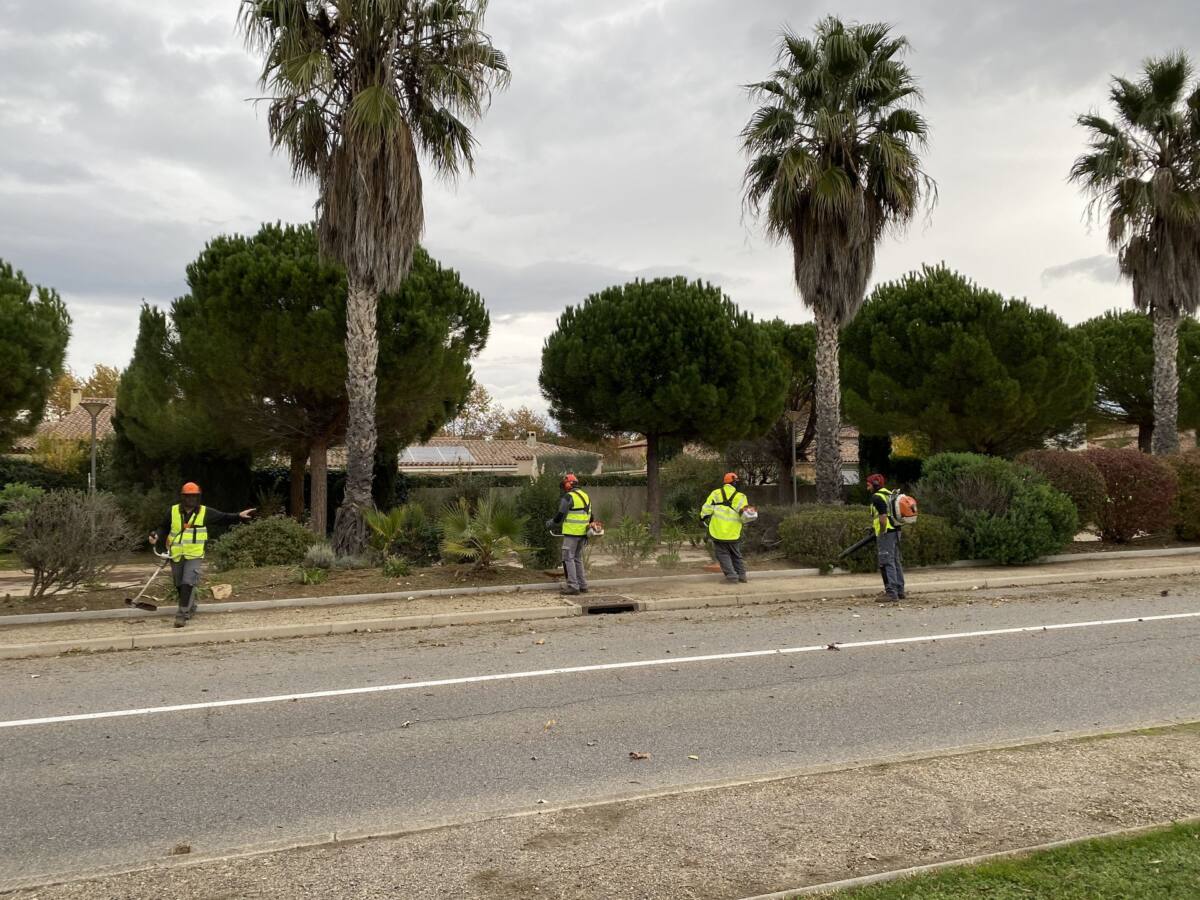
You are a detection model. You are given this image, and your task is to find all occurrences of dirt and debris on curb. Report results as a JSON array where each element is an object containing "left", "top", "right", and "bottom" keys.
[{"left": 14, "top": 724, "right": 1200, "bottom": 900}]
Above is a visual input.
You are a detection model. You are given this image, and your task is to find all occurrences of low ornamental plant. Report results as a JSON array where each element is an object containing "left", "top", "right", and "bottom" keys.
[
  {"left": 439, "top": 495, "right": 528, "bottom": 571},
  {"left": 16, "top": 490, "right": 135, "bottom": 597},
  {"left": 1083, "top": 449, "right": 1178, "bottom": 543}
]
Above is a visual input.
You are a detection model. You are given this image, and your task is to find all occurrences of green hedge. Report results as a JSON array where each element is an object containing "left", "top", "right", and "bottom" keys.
[
  {"left": 0, "top": 457, "right": 87, "bottom": 492},
  {"left": 1169, "top": 450, "right": 1200, "bottom": 542},
  {"left": 917, "top": 453, "right": 1078, "bottom": 564},
  {"left": 778, "top": 505, "right": 958, "bottom": 573},
  {"left": 208, "top": 516, "right": 318, "bottom": 571}
]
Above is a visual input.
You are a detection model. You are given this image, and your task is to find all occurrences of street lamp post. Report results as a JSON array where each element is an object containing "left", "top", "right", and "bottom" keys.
[{"left": 79, "top": 400, "right": 109, "bottom": 495}]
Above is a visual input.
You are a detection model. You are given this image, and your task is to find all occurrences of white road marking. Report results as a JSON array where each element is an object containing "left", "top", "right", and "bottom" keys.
[{"left": 2, "top": 611, "right": 1198, "bottom": 730}]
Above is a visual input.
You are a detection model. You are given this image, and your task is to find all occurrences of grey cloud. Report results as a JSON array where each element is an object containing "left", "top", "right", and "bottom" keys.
[{"left": 1041, "top": 255, "right": 1121, "bottom": 287}]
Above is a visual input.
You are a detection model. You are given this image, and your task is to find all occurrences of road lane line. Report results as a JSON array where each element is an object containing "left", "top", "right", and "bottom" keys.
[{"left": 2, "top": 611, "right": 1198, "bottom": 730}]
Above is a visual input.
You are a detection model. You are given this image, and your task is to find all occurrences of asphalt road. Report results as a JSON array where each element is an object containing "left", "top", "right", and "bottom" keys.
[{"left": 2, "top": 582, "right": 1199, "bottom": 888}]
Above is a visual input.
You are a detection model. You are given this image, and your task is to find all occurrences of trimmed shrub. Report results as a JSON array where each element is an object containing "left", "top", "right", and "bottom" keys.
[
  {"left": 1083, "top": 449, "right": 1178, "bottom": 543},
  {"left": 1168, "top": 450, "right": 1200, "bottom": 541},
  {"left": 208, "top": 516, "right": 317, "bottom": 571},
  {"left": 917, "top": 453, "right": 1078, "bottom": 564},
  {"left": 607, "top": 516, "right": 657, "bottom": 568},
  {"left": 16, "top": 491, "right": 135, "bottom": 597},
  {"left": 382, "top": 556, "right": 412, "bottom": 578},
  {"left": 1016, "top": 450, "right": 1106, "bottom": 528},
  {"left": 778, "top": 505, "right": 958, "bottom": 573}
]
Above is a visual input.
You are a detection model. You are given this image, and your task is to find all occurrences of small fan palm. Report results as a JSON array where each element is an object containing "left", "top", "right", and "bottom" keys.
[
  {"left": 365, "top": 502, "right": 430, "bottom": 559},
  {"left": 238, "top": 1, "right": 510, "bottom": 553},
  {"left": 439, "top": 495, "right": 529, "bottom": 571},
  {"left": 1070, "top": 54, "right": 1200, "bottom": 456},
  {"left": 741, "top": 17, "right": 934, "bottom": 503}
]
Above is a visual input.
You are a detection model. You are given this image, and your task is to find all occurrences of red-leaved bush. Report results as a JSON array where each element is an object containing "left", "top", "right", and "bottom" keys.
[
  {"left": 1016, "top": 450, "right": 1107, "bottom": 527},
  {"left": 1166, "top": 450, "right": 1200, "bottom": 542},
  {"left": 1082, "top": 449, "right": 1178, "bottom": 543}
]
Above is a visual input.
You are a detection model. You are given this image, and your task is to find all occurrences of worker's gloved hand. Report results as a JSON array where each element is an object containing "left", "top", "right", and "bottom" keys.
[{"left": 147, "top": 533, "right": 156, "bottom": 545}]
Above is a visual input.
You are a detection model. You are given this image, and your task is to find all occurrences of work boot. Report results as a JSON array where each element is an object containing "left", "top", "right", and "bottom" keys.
[
  {"left": 579, "top": 587, "right": 590, "bottom": 594},
  {"left": 876, "top": 593, "right": 900, "bottom": 604},
  {"left": 738, "top": 575, "right": 749, "bottom": 584},
  {"left": 173, "top": 612, "right": 188, "bottom": 628},
  {"left": 724, "top": 575, "right": 739, "bottom": 584},
  {"left": 560, "top": 586, "right": 581, "bottom": 596}
]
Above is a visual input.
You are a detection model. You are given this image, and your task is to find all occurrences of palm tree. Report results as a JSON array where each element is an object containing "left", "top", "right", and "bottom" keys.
[
  {"left": 741, "top": 17, "right": 933, "bottom": 503},
  {"left": 1070, "top": 54, "right": 1200, "bottom": 456},
  {"left": 238, "top": 1, "right": 510, "bottom": 553}
]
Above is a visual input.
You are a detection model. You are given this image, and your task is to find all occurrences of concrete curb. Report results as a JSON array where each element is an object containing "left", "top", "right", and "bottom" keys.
[
  {"left": 2, "top": 562, "right": 1198, "bottom": 660},
  {"left": 740, "top": 815, "right": 1200, "bottom": 899},
  {"left": 2, "top": 720, "right": 1195, "bottom": 895},
  {"left": 0, "top": 567, "right": 824, "bottom": 627},
  {"left": 8, "top": 543, "right": 1200, "bottom": 629},
  {"left": 0, "top": 606, "right": 581, "bottom": 660}
]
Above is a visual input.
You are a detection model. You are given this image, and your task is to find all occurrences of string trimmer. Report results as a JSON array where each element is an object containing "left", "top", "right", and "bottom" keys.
[{"left": 124, "top": 546, "right": 172, "bottom": 612}]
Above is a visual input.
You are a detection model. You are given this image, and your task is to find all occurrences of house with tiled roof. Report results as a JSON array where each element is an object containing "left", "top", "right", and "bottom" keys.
[
  {"left": 329, "top": 432, "right": 602, "bottom": 477},
  {"left": 11, "top": 391, "right": 114, "bottom": 454}
]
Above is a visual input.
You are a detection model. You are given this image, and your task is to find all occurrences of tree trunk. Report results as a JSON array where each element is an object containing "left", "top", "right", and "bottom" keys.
[
  {"left": 1151, "top": 306, "right": 1181, "bottom": 456},
  {"left": 289, "top": 449, "right": 307, "bottom": 523},
  {"left": 332, "top": 279, "right": 379, "bottom": 555},
  {"left": 646, "top": 432, "right": 661, "bottom": 537},
  {"left": 1137, "top": 422, "right": 1154, "bottom": 454},
  {"left": 814, "top": 310, "right": 843, "bottom": 504},
  {"left": 310, "top": 438, "right": 328, "bottom": 538}
]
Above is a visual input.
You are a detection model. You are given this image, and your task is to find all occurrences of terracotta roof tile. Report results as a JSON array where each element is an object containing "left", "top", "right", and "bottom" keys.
[
  {"left": 12, "top": 399, "right": 115, "bottom": 451},
  {"left": 327, "top": 438, "right": 598, "bottom": 470}
]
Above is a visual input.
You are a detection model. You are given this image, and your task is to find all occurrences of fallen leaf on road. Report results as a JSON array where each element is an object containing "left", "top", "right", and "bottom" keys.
[
  {"left": 401, "top": 721, "right": 413, "bottom": 729},
  {"left": 866, "top": 854, "right": 879, "bottom": 860},
  {"left": 586, "top": 741, "right": 598, "bottom": 747},
  {"left": 535, "top": 639, "right": 545, "bottom": 645},
  {"left": 688, "top": 755, "right": 699, "bottom": 760},
  {"left": 629, "top": 751, "right": 651, "bottom": 761},
  {"left": 536, "top": 799, "right": 546, "bottom": 805},
  {"left": 1161, "top": 590, "right": 1169, "bottom": 597},
  {"left": 30, "top": 674, "right": 40, "bottom": 679},
  {"left": 170, "top": 844, "right": 192, "bottom": 856},
  {"left": 544, "top": 719, "right": 556, "bottom": 731},
  {"left": 826, "top": 643, "right": 841, "bottom": 651}
]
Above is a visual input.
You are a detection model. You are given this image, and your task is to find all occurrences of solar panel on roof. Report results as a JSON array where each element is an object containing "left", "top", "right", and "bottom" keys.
[{"left": 400, "top": 445, "right": 474, "bottom": 464}]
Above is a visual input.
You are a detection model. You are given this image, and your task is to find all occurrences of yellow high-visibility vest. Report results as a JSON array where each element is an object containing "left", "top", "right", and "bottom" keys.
[
  {"left": 169, "top": 505, "right": 208, "bottom": 561},
  {"left": 563, "top": 490, "right": 591, "bottom": 536},
  {"left": 701, "top": 485, "right": 748, "bottom": 541}
]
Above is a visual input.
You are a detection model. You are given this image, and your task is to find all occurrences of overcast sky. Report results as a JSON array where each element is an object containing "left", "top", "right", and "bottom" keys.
[{"left": 2, "top": 0, "right": 1198, "bottom": 414}]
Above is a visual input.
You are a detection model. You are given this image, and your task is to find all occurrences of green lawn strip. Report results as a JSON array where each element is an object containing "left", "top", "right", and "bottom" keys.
[{"left": 827, "top": 822, "right": 1200, "bottom": 899}]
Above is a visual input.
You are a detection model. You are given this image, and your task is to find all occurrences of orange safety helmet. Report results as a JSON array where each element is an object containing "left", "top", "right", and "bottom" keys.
[
  {"left": 866, "top": 473, "right": 886, "bottom": 491},
  {"left": 723, "top": 472, "right": 739, "bottom": 485},
  {"left": 561, "top": 473, "right": 579, "bottom": 490},
  {"left": 181, "top": 482, "right": 202, "bottom": 495}
]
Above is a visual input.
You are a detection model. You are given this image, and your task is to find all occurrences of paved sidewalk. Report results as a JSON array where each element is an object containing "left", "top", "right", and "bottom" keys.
[
  {"left": 2, "top": 555, "right": 1198, "bottom": 659},
  {"left": 15, "top": 724, "right": 1200, "bottom": 898}
]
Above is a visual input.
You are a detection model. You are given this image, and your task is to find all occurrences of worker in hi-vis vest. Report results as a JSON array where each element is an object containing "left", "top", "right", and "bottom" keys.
[
  {"left": 701, "top": 472, "right": 750, "bottom": 584},
  {"left": 867, "top": 473, "right": 906, "bottom": 602},
  {"left": 152, "top": 483, "right": 255, "bottom": 628},
  {"left": 546, "top": 473, "right": 593, "bottom": 596}
]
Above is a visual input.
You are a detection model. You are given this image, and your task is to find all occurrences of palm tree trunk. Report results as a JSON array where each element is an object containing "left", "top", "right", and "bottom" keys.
[
  {"left": 1151, "top": 306, "right": 1180, "bottom": 456},
  {"left": 332, "top": 279, "right": 379, "bottom": 554},
  {"left": 645, "top": 433, "right": 661, "bottom": 537},
  {"left": 289, "top": 448, "right": 307, "bottom": 523},
  {"left": 310, "top": 438, "right": 328, "bottom": 537},
  {"left": 814, "top": 309, "right": 843, "bottom": 504}
]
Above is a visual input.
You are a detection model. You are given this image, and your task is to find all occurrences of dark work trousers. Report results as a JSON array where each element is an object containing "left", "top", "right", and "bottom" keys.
[
  {"left": 877, "top": 529, "right": 905, "bottom": 598},
  {"left": 712, "top": 539, "right": 747, "bottom": 580},
  {"left": 171, "top": 558, "right": 204, "bottom": 615},
  {"left": 561, "top": 535, "right": 588, "bottom": 591}
]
